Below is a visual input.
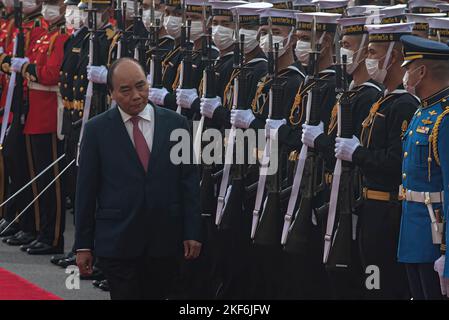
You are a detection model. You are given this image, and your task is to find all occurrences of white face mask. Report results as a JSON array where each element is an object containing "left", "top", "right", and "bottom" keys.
[
  {"left": 259, "top": 30, "right": 293, "bottom": 57},
  {"left": 163, "top": 15, "right": 182, "bottom": 39},
  {"left": 123, "top": 0, "right": 136, "bottom": 21},
  {"left": 295, "top": 40, "right": 311, "bottom": 65},
  {"left": 2, "top": 0, "right": 14, "bottom": 8},
  {"left": 189, "top": 20, "right": 204, "bottom": 42},
  {"left": 365, "top": 42, "right": 394, "bottom": 83},
  {"left": 142, "top": 9, "right": 164, "bottom": 30},
  {"left": 65, "top": 5, "right": 77, "bottom": 30},
  {"left": 79, "top": 10, "right": 89, "bottom": 26},
  {"left": 22, "top": 0, "right": 39, "bottom": 14},
  {"left": 212, "top": 25, "right": 234, "bottom": 52},
  {"left": 240, "top": 28, "right": 259, "bottom": 54},
  {"left": 41, "top": 4, "right": 61, "bottom": 24},
  {"left": 402, "top": 66, "right": 423, "bottom": 96}
]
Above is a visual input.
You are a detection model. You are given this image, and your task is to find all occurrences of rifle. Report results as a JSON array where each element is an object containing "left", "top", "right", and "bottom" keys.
[
  {"left": 252, "top": 39, "right": 287, "bottom": 246},
  {"left": 323, "top": 52, "right": 353, "bottom": 268},
  {"left": 133, "top": 1, "right": 148, "bottom": 71},
  {"left": 115, "top": 0, "right": 127, "bottom": 59},
  {"left": 148, "top": 0, "right": 163, "bottom": 88},
  {"left": 281, "top": 17, "right": 326, "bottom": 254},
  {"left": 0, "top": 0, "right": 24, "bottom": 149},
  {"left": 176, "top": 0, "right": 193, "bottom": 114},
  {"left": 215, "top": 25, "right": 247, "bottom": 228},
  {"left": 77, "top": 0, "right": 97, "bottom": 165},
  {"left": 197, "top": 26, "right": 218, "bottom": 217}
]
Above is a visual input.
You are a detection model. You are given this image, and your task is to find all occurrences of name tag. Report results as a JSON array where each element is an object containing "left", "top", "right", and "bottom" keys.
[
  {"left": 72, "top": 47, "right": 81, "bottom": 53},
  {"left": 416, "top": 126, "right": 430, "bottom": 134}
]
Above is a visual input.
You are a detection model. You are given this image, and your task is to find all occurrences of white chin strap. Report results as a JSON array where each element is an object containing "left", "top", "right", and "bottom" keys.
[{"left": 382, "top": 41, "right": 395, "bottom": 70}]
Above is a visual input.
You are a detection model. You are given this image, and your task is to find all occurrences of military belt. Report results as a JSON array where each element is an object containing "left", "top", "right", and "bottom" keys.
[{"left": 362, "top": 187, "right": 401, "bottom": 202}]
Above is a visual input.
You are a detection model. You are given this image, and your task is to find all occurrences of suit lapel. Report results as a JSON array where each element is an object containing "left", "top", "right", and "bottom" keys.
[{"left": 108, "top": 107, "right": 146, "bottom": 174}]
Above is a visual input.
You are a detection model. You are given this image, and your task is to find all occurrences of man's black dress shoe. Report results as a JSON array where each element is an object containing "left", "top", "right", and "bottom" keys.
[
  {"left": 51, "top": 251, "right": 73, "bottom": 265},
  {"left": 6, "top": 232, "right": 35, "bottom": 246},
  {"left": 27, "top": 242, "right": 63, "bottom": 255},
  {"left": 98, "top": 280, "right": 109, "bottom": 292},
  {"left": 57, "top": 255, "right": 77, "bottom": 268},
  {"left": 2, "top": 231, "right": 23, "bottom": 242},
  {"left": 80, "top": 266, "right": 104, "bottom": 281},
  {"left": 20, "top": 239, "right": 39, "bottom": 252},
  {"left": 92, "top": 280, "right": 102, "bottom": 288},
  {"left": 0, "top": 225, "right": 21, "bottom": 238}
]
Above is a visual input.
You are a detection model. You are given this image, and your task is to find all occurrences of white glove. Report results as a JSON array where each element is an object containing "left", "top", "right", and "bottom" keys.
[
  {"left": 434, "top": 255, "right": 448, "bottom": 296},
  {"left": 0, "top": 47, "right": 3, "bottom": 54},
  {"left": 335, "top": 136, "right": 361, "bottom": 162},
  {"left": 176, "top": 88, "right": 198, "bottom": 110},
  {"left": 87, "top": 65, "right": 108, "bottom": 84},
  {"left": 200, "top": 96, "right": 221, "bottom": 118},
  {"left": 10, "top": 57, "right": 29, "bottom": 72},
  {"left": 148, "top": 87, "right": 169, "bottom": 106},
  {"left": 301, "top": 122, "right": 324, "bottom": 148},
  {"left": 265, "top": 119, "right": 287, "bottom": 140},
  {"left": 230, "top": 109, "right": 255, "bottom": 129}
]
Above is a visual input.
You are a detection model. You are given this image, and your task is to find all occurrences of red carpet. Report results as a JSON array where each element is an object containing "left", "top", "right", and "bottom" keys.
[{"left": 0, "top": 268, "right": 62, "bottom": 300}]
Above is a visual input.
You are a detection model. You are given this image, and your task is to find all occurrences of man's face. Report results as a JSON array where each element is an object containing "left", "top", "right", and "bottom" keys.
[
  {"left": 296, "top": 30, "right": 311, "bottom": 42},
  {"left": 341, "top": 35, "right": 362, "bottom": 52},
  {"left": 111, "top": 61, "right": 149, "bottom": 116},
  {"left": 165, "top": 7, "right": 181, "bottom": 17},
  {"left": 259, "top": 25, "right": 291, "bottom": 39}
]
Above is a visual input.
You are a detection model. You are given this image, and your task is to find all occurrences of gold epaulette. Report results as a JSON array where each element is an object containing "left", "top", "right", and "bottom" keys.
[
  {"left": 106, "top": 27, "right": 115, "bottom": 41},
  {"left": 431, "top": 107, "right": 449, "bottom": 166},
  {"left": 48, "top": 31, "right": 60, "bottom": 56}
]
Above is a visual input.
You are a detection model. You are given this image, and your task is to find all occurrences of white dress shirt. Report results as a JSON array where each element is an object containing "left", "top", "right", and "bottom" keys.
[{"left": 118, "top": 103, "right": 154, "bottom": 152}]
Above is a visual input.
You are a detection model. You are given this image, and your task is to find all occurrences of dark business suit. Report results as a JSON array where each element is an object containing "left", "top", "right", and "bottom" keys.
[{"left": 74, "top": 105, "right": 201, "bottom": 299}]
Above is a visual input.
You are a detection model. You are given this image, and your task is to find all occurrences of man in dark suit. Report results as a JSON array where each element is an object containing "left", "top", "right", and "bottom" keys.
[{"left": 75, "top": 58, "right": 202, "bottom": 300}]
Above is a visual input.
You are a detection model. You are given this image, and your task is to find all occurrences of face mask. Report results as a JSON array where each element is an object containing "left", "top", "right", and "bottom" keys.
[
  {"left": 79, "top": 10, "right": 89, "bottom": 26},
  {"left": 259, "top": 30, "right": 293, "bottom": 57},
  {"left": 403, "top": 66, "right": 423, "bottom": 96},
  {"left": 142, "top": 9, "right": 164, "bottom": 30},
  {"left": 295, "top": 40, "right": 311, "bottom": 65},
  {"left": 22, "top": 0, "right": 39, "bottom": 14},
  {"left": 240, "top": 28, "right": 259, "bottom": 54},
  {"left": 189, "top": 20, "right": 204, "bottom": 42},
  {"left": 212, "top": 25, "right": 234, "bottom": 52},
  {"left": 2, "top": 0, "right": 14, "bottom": 8},
  {"left": 123, "top": 0, "right": 136, "bottom": 21},
  {"left": 365, "top": 42, "right": 394, "bottom": 83},
  {"left": 163, "top": 15, "right": 182, "bottom": 39},
  {"left": 41, "top": 4, "right": 61, "bottom": 24},
  {"left": 65, "top": 5, "right": 77, "bottom": 30}
]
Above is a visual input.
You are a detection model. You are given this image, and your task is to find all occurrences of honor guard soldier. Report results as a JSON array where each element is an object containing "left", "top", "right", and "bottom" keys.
[
  {"left": 302, "top": 14, "right": 384, "bottom": 299},
  {"left": 334, "top": 22, "right": 419, "bottom": 299},
  {"left": 313, "top": 0, "right": 347, "bottom": 14},
  {"left": 201, "top": 2, "right": 269, "bottom": 131},
  {"left": 150, "top": 0, "right": 218, "bottom": 119},
  {"left": 9, "top": 0, "right": 69, "bottom": 255},
  {"left": 0, "top": 0, "right": 47, "bottom": 246},
  {"left": 436, "top": 3, "right": 449, "bottom": 15},
  {"left": 279, "top": 10, "right": 341, "bottom": 300},
  {"left": 409, "top": 0, "right": 442, "bottom": 15},
  {"left": 397, "top": 35, "right": 449, "bottom": 300}
]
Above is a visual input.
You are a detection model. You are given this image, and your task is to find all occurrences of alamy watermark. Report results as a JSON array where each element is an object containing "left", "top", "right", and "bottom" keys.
[{"left": 169, "top": 121, "right": 280, "bottom": 175}]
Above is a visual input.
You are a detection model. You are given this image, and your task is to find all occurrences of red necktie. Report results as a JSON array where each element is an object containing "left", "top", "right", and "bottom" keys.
[{"left": 130, "top": 116, "right": 150, "bottom": 172}]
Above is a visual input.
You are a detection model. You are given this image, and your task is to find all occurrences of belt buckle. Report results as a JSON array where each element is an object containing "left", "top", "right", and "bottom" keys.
[
  {"left": 424, "top": 192, "right": 431, "bottom": 205},
  {"left": 362, "top": 187, "right": 368, "bottom": 199}
]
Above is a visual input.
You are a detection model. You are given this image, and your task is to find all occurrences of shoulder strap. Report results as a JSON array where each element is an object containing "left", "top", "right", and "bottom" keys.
[{"left": 432, "top": 107, "right": 449, "bottom": 166}]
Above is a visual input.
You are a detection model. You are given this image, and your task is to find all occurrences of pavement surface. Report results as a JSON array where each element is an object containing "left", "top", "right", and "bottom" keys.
[{"left": 0, "top": 209, "right": 109, "bottom": 300}]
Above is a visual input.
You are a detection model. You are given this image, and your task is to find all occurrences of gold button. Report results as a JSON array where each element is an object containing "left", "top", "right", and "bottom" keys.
[
  {"left": 404, "top": 152, "right": 408, "bottom": 157},
  {"left": 403, "top": 173, "right": 406, "bottom": 179},
  {"left": 80, "top": 87, "right": 84, "bottom": 92},
  {"left": 81, "top": 75, "right": 84, "bottom": 80},
  {"left": 79, "top": 111, "right": 83, "bottom": 117},
  {"left": 65, "top": 72, "right": 68, "bottom": 76},
  {"left": 417, "top": 112, "right": 421, "bottom": 116},
  {"left": 416, "top": 141, "right": 420, "bottom": 145},
  {"left": 409, "top": 131, "right": 413, "bottom": 136},
  {"left": 64, "top": 84, "right": 67, "bottom": 88},
  {"left": 59, "top": 71, "right": 63, "bottom": 75},
  {"left": 74, "top": 75, "right": 78, "bottom": 80},
  {"left": 58, "top": 82, "right": 61, "bottom": 86}
]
